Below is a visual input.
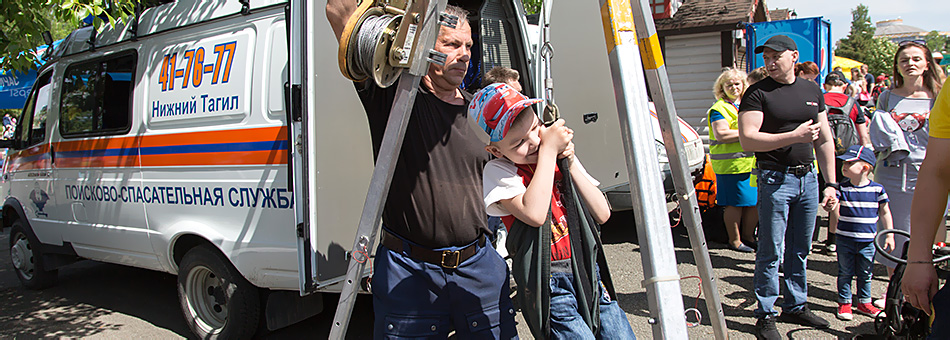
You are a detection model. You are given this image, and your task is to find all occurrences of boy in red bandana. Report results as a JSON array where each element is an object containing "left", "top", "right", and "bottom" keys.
[{"left": 471, "top": 83, "right": 636, "bottom": 338}]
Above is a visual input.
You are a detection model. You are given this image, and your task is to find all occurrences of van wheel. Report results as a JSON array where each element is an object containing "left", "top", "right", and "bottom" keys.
[
  {"left": 9, "top": 219, "right": 57, "bottom": 289},
  {"left": 177, "top": 245, "right": 260, "bottom": 339}
]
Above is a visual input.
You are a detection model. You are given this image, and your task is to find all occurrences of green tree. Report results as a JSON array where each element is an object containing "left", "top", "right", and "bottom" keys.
[
  {"left": 522, "top": 0, "right": 541, "bottom": 14},
  {"left": 924, "top": 30, "right": 946, "bottom": 53},
  {"left": 865, "top": 37, "right": 898, "bottom": 77},
  {"left": 0, "top": 0, "right": 135, "bottom": 72},
  {"left": 835, "top": 5, "right": 875, "bottom": 68}
]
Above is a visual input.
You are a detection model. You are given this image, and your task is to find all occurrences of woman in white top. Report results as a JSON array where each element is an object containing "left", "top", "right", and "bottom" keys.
[{"left": 869, "top": 41, "right": 947, "bottom": 307}]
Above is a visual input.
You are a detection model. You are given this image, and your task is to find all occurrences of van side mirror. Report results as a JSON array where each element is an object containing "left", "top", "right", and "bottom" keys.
[
  {"left": 42, "top": 31, "right": 54, "bottom": 61},
  {"left": 42, "top": 31, "right": 53, "bottom": 46}
]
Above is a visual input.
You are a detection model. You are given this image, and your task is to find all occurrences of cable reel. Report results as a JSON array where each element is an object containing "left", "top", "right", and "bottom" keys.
[{"left": 339, "top": 0, "right": 449, "bottom": 88}]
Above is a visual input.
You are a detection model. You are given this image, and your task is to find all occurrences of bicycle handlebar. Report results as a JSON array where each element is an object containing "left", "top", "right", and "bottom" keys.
[{"left": 873, "top": 229, "right": 950, "bottom": 264}]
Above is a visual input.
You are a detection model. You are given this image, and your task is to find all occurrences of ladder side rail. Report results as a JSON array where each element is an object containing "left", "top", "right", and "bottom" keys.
[
  {"left": 628, "top": 0, "right": 728, "bottom": 338},
  {"left": 597, "top": 1, "right": 687, "bottom": 338},
  {"left": 327, "top": 0, "right": 448, "bottom": 338}
]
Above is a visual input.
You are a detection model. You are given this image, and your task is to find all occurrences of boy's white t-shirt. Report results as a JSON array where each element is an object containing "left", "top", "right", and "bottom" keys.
[{"left": 482, "top": 157, "right": 599, "bottom": 217}]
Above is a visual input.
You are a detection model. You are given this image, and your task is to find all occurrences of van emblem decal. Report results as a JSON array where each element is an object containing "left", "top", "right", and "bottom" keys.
[{"left": 29, "top": 183, "right": 49, "bottom": 217}]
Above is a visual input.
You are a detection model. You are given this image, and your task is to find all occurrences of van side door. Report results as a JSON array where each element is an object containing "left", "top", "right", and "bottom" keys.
[
  {"left": 6, "top": 72, "right": 60, "bottom": 244},
  {"left": 53, "top": 51, "right": 158, "bottom": 269}
]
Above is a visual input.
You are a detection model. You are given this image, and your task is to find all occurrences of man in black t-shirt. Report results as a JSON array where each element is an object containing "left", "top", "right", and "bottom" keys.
[
  {"left": 326, "top": 3, "right": 517, "bottom": 338},
  {"left": 738, "top": 35, "right": 839, "bottom": 339}
]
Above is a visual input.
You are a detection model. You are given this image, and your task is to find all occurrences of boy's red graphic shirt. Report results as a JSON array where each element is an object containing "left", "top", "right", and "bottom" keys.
[{"left": 500, "top": 164, "right": 572, "bottom": 261}]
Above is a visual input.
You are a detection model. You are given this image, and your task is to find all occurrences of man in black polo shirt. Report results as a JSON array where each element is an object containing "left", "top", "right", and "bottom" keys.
[
  {"left": 326, "top": 3, "right": 517, "bottom": 338},
  {"left": 738, "top": 35, "right": 838, "bottom": 339}
]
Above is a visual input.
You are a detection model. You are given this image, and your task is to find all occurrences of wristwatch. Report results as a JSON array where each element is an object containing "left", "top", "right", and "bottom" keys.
[{"left": 823, "top": 182, "right": 840, "bottom": 191}]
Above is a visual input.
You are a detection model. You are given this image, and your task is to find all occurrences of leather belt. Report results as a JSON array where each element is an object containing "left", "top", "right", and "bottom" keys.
[
  {"left": 757, "top": 161, "right": 813, "bottom": 176},
  {"left": 382, "top": 231, "right": 485, "bottom": 269}
]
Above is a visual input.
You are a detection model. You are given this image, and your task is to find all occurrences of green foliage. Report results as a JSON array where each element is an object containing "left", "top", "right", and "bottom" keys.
[
  {"left": 0, "top": 109, "right": 20, "bottom": 119},
  {"left": 522, "top": 0, "right": 541, "bottom": 14},
  {"left": 0, "top": 0, "right": 135, "bottom": 73},
  {"left": 834, "top": 5, "right": 897, "bottom": 76},
  {"left": 925, "top": 30, "right": 949, "bottom": 53},
  {"left": 835, "top": 4, "right": 876, "bottom": 67},
  {"left": 865, "top": 37, "right": 898, "bottom": 77}
]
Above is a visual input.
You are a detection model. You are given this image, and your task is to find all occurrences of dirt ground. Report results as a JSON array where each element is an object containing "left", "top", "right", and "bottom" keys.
[{"left": 1, "top": 207, "right": 945, "bottom": 339}]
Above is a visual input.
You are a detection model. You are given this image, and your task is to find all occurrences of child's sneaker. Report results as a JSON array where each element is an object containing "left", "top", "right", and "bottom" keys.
[
  {"left": 873, "top": 298, "right": 885, "bottom": 309},
  {"left": 873, "top": 292, "right": 886, "bottom": 309},
  {"left": 856, "top": 302, "right": 885, "bottom": 318},
  {"left": 836, "top": 303, "right": 853, "bottom": 320}
]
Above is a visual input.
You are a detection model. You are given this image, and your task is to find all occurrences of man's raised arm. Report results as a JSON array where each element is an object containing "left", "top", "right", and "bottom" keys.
[{"left": 326, "top": 0, "right": 357, "bottom": 42}]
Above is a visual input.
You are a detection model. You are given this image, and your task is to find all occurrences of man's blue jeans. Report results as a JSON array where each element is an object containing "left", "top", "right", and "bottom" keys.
[
  {"left": 836, "top": 238, "right": 875, "bottom": 304},
  {"left": 372, "top": 239, "right": 518, "bottom": 339},
  {"left": 754, "top": 168, "right": 819, "bottom": 317}
]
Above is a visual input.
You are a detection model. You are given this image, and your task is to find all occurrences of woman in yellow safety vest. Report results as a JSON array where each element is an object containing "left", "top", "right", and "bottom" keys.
[{"left": 708, "top": 68, "right": 758, "bottom": 252}]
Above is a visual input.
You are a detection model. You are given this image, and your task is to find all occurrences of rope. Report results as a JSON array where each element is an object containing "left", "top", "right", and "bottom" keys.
[
  {"left": 682, "top": 275, "right": 703, "bottom": 327},
  {"left": 670, "top": 202, "right": 682, "bottom": 228},
  {"left": 352, "top": 14, "right": 397, "bottom": 80}
]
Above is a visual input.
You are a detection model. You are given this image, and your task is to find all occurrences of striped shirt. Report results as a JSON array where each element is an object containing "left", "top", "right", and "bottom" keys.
[{"left": 836, "top": 180, "right": 889, "bottom": 241}]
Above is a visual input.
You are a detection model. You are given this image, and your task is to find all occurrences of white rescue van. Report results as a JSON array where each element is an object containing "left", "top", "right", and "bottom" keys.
[
  {"left": 3, "top": 1, "right": 331, "bottom": 338},
  {"left": 1, "top": 0, "right": 703, "bottom": 338}
]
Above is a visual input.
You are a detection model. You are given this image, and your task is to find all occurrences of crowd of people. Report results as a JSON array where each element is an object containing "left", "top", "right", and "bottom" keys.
[{"left": 707, "top": 35, "right": 949, "bottom": 339}]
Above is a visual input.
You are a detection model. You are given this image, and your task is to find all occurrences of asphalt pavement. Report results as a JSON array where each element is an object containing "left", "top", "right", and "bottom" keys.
[{"left": 0, "top": 209, "right": 941, "bottom": 339}]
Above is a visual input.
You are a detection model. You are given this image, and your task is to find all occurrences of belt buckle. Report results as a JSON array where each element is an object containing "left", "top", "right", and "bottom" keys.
[{"left": 441, "top": 250, "right": 460, "bottom": 268}]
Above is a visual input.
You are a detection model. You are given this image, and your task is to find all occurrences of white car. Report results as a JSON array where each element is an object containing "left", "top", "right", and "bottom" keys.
[
  {"left": 527, "top": 13, "right": 706, "bottom": 211},
  {"left": 601, "top": 103, "right": 706, "bottom": 211}
]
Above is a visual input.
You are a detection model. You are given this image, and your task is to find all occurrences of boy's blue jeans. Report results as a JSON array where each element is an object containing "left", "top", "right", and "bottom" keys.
[
  {"left": 753, "top": 168, "right": 819, "bottom": 317},
  {"left": 549, "top": 270, "right": 637, "bottom": 339},
  {"left": 836, "top": 238, "right": 876, "bottom": 304}
]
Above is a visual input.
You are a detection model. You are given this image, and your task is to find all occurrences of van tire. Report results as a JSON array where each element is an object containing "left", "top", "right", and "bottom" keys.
[
  {"left": 177, "top": 245, "right": 260, "bottom": 340},
  {"left": 9, "top": 219, "right": 58, "bottom": 289}
]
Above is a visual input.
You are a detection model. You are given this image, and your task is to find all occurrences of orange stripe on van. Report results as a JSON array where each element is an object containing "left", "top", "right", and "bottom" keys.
[
  {"left": 139, "top": 150, "right": 288, "bottom": 167},
  {"left": 4, "top": 126, "right": 290, "bottom": 171},
  {"left": 139, "top": 126, "right": 288, "bottom": 147},
  {"left": 6, "top": 144, "right": 51, "bottom": 171}
]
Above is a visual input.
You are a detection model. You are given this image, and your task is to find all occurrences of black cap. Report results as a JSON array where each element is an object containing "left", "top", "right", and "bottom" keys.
[
  {"left": 824, "top": 73, "right": 846, "bottom": 85},
  {"left": 754, "top": 35, "right": 798, "bottom": 53}
]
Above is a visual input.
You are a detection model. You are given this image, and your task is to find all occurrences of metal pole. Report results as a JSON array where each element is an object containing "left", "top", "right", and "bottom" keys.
[
  {"left": 627, "top": 0, "right": 729, "bottom": 338},
  {"left": 597, "top": 1, "right": 687, "bottom": 338},
  {"left": 327, "top": 1, "right": 447, "bottom": 338},
  {"left": 290, "top": 0, "right": 313, "bottom": 294}
]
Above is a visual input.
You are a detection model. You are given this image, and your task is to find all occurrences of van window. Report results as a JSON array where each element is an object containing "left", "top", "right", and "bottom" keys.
[
  {"left": 60, "top": 53, "right": 135, "bottom": 137},
  {"left": 16, "top": 72, "right": 53, "bottom": 147}
]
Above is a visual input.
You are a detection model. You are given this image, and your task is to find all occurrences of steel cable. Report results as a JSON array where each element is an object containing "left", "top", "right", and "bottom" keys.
[{"left": 351, "top": 14, "right": 397, "bottom": 80}]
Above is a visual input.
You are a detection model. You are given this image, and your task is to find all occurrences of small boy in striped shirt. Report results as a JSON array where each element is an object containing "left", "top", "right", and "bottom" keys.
[{"left": 827, "top": 145, "right": 895, "bottom": 320}]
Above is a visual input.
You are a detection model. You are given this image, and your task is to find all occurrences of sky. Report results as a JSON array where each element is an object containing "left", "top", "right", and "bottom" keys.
[{"left": 766, "top": 0, "right": 950, "bottom": 44}]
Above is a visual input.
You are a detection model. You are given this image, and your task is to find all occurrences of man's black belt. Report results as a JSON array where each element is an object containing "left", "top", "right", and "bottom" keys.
[
  {"left": 757, "top": 161, "right": 813, "bottom": 176},
  {"left": 382, "top": 231, "right": 486, "bottom": 269}
]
